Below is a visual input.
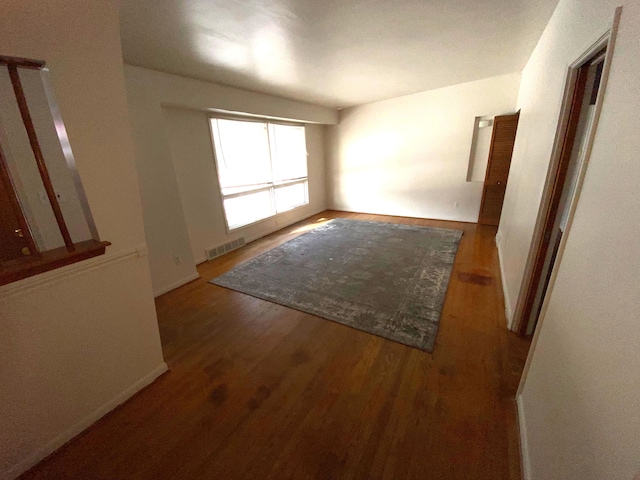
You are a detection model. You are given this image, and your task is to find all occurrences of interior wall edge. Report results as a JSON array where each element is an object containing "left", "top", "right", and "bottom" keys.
[
  {"left": 506, "top": 1, "right": 640, "bottom": 478},
  {"left": 153, "top": 271, "right": 201, "bottom": 298},
  {"left": 496, "top": 237, "right": 514, "bottom": 327},
  {"left": 517, "top": 394, "right": 532, "bottom": 480},
  {"left": 2, "top": 363, "right": 168, "bottom": 480}
]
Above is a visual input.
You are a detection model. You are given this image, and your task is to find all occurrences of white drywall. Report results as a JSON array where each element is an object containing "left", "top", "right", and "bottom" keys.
[
  {"left": 0, "top": 1, "right": 166, "bottom": 479},
  {"left": 326, "top": 73, "right": 520, "bottom": 222},
  {"left": 499, "top": 0, "right": 640, "bottom": 478},
  {"left": 124, "top": 69, "right": 199, "bottom": 296},
  {"left": 124, "top": 66, "right": 336, "bottom": 293},
  {"left": 163, "top": 107, "right": 327, "bottom": 264}
]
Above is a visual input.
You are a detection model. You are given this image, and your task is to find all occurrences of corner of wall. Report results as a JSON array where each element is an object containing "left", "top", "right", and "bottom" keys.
[
  {"left": 323, "top": 123, "right": 338, "bottom": 210},
  {"left": 153, "top": 271, "right": 200, "bottom": 298},
  {"left": 496, "top": 235, "right": 514, "bottom": 328},
  {"left": 4, "top": 363, "right": 168, "bottom": 480},
  {"left": 516, "top": 394, "right": 532, "bottom": 480},
  {"left": 323, "top": 73, "right": 522, "bottom": 222}
]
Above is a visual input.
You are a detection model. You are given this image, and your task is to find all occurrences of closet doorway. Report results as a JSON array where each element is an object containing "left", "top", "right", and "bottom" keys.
[{"left": 513, "top": 23, "right": 617, "bottom": 336}]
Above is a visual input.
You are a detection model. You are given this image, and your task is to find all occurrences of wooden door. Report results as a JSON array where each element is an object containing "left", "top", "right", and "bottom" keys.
[
  {"left": 478, "top": 112, "right": 520, "bottom": 226},
  {"left": 517, "top": 61, "right": 592, "bottom": 335},
  {"left": 0, "top": 144, "right": 36, "bottom": 262}
]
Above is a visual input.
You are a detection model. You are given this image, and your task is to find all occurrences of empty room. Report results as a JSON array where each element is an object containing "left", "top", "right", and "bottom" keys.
[{"left": 1, "top": 1, "right": 639, "bottom": 479}]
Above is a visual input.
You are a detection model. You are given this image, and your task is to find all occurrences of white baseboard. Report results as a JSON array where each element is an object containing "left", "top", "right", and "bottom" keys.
[
  {"left": 329, "top": 206, "right": 477, "bottom": 224},
  {"left": 153, "top": 272, "right": 200, "bottom": 297},
  {"left": 496, "top": 241, "right": 514, "bottom": 328},
  {"left": 4, "top": 363, "right": 168, "bottom": 480},
  {"left": 517, "top": 394, "right": 532, "bottom": 480}
]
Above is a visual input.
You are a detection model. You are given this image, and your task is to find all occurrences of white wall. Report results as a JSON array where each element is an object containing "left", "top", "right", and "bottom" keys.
[
  {"left": 0, "top": 2, "right": 166, "bottom": 479},
  {"left": 326, "top": 73, "right": 520, "bottom": 222},
  {"left": 498, "top": 1, "right": 640, "bottom": 478},
  {"left": 124, "top": 66, "right": 337, "bottom": 293},
  {"left": 163, "top": 107, "right": 327, "bottom": 264},
  {"left": 124, "top": 69, "right": 199, "bottom": 296}
]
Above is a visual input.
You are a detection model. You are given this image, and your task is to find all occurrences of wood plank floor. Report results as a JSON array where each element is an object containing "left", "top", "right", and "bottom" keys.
[{"left": 20, "top": 211, "right": 531, "bottom": 480}]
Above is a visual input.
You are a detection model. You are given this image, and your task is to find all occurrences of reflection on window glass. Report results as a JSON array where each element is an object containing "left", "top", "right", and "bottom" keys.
[
  {"left": 210, "top": 118, "right": 309, "bottom": 230},
  {"left": 269, "top": 124, "right": 307, "bottom": 182},
  {"left": 213, "top": 119, "right": 272, "bottom": 192},
  {"left": 223, "top": 189, "right": 273, "bottom": 230}
]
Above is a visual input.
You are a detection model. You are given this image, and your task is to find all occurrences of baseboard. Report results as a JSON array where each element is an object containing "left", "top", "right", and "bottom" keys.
[
  {"left": 4, "top": 363, "right": 168, "bottom": 480},
  {"left": 153, "top": 271, "right": 200, "bottom": 297},
  {"left": 496, "top": 240, "right": 514, "bottom": 328},
  {"left": 516, "top": 394, "right": 532, "bottom": 480},
  {"left": 328, "top": 207, "right": 478, "bottom": 224}
]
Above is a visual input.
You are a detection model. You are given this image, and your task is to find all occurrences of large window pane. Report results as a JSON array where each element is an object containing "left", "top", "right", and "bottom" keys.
[
  {"left": 223, "top": 189, "right": 274, "bottom": 229},
  {"left": 275, "top": 181, "right": 308, "bottom": 213},
  {"left": 270, "top": 124, "right": 307, "bottom": 182},
  {"left": 211, "top": 118, "right": 272, "bottom": 191},
  {"left": 210, "top": 117, "right": 309, "bottom": 231}
]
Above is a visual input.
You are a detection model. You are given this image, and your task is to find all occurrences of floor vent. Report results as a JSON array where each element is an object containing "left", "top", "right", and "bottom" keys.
[{"left": 206, "top": 237, "right": 246, "bottom": 261}]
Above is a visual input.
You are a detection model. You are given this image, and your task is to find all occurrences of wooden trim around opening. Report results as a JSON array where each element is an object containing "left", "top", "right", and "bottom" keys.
[
  {"left": 0, "top": 54, "right": 46, "bottom": 70},
  {"left": 516, "top": 64, "right": 590, "bottom": 336},
  {"left": 7, "top": 64, "right": 75, "bottom": 252},
  {"left": 0, "top": 240, "right": 111, "bottom": 286},
  {"left": 516, "top": 9, "right": 622, "bottom": 399}
]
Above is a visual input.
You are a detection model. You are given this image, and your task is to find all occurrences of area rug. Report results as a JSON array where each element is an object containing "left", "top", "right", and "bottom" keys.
[{"left": 210, "top": 218, "right": 463, "bottom": 352}]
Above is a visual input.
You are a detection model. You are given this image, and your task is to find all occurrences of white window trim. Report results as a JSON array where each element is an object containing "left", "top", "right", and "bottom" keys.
[{"left": 208, "top": 115, "right": 310, "bottom": 233}]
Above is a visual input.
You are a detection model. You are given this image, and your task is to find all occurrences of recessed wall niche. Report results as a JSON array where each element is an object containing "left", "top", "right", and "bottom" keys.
[{"left": 466, "top": 115, "right": 494, "bottom": 182}]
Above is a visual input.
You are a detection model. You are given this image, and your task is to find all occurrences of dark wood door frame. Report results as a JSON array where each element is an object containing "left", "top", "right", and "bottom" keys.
[
  {"left": 516, "top": 65, "right": 590, "bottom": 335},
  {"left": 512, "top": 13, "right": 620, "bottom": 337}
]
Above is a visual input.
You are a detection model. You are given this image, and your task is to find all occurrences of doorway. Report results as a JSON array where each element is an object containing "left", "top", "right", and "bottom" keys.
[
  {"left": 478, "top": 112, "right": 520, "bottom": 226},
  {"left": 512, "top": 24, "right": 618, "bottom": 336}
]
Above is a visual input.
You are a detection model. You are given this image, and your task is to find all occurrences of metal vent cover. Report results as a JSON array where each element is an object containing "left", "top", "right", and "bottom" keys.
[{"left": 206, "top": 237, "right": 246, "bottom": 261}]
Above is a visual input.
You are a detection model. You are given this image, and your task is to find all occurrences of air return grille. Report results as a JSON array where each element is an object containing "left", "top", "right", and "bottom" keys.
[{"left": 206, "top": 237, "right": 246, "bottom": 261}]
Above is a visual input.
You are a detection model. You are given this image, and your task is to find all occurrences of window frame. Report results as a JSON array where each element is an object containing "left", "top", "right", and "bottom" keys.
[{"left": 208, "top": 114, "right": 310, "bottom": 232}]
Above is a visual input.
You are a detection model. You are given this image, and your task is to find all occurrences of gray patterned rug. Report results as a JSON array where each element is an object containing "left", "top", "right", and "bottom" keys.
[{"left": 210, "top": 219, "right": 463, "bottom": 352}]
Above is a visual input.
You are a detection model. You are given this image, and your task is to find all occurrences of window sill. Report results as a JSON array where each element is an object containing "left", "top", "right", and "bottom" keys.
[
  {"left": 0, "top": 239, "right": 111, "bottom": 286},
  {"left": 227, "top": 201, "right": 310, "bottom": 232}
]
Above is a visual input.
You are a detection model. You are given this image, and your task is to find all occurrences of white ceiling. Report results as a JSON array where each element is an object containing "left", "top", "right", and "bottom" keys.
[{"left": 120, "top": 0, "right": 558, "bottom": 108}]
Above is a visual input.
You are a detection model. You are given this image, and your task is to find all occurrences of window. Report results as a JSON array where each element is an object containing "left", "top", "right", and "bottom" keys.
[
  {"left": 0, "top": 55, "right": 108, "bottom": 285},
  {"left": 210, "top": 117, "right": 309, "bottom": 230}
]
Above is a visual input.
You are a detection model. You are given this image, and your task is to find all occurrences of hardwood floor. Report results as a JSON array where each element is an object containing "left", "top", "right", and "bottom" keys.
[{"left": 20, "top": 211, "right": 531, "bottom": 480}]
